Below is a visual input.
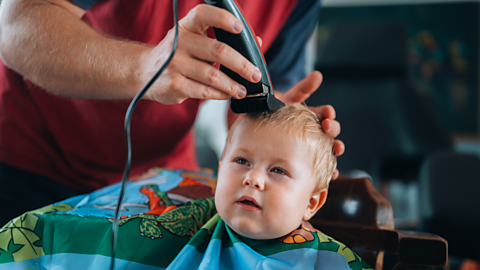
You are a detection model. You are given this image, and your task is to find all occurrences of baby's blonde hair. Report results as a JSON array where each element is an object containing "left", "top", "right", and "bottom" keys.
[{"left": 222, "top": 104, "right": 337, "bottom": 193}]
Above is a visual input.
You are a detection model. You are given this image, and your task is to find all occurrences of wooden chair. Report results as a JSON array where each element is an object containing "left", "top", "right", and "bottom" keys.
[{"left": 310, "top": 177, "right": 448, "bottom": 270}]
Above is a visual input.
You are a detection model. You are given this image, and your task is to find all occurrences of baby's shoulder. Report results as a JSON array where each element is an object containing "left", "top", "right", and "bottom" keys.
[
  {"left": 279, "top": 225, "right": 373, "bottom": 270},
  {"left": 316, "top": 231, "right": 373, "bottom": 270}
]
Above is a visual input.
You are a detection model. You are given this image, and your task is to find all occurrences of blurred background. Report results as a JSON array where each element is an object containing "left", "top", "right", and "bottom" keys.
[{"left": 195, "top": 0, "right": 480, "bottom": 269}]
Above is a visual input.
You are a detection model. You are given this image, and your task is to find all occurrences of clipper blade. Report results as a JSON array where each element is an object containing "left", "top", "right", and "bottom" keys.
[{"left": 231, "top": 93, "right": 285, "bottom": 114}]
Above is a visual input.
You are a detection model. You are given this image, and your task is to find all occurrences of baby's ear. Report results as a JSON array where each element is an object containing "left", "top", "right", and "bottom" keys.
[{"left": 303, "top": 189, "right": 328, "bottom": 221}]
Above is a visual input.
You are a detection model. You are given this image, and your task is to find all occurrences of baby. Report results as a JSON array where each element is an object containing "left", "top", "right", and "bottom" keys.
[
  {"left": 216, "top": 103, "right": 336, "bottom": 240},
  {"left": 168, "top": 103, "right": 372, "bottom": 270}
]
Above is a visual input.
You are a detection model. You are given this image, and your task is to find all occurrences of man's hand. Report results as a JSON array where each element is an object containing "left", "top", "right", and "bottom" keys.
[
  {"left": 142, "top": 4, "right": 261, "bottom": 104},
  {"left": 277, "top": 71, "right": 345, "bottom": 180},
  {"left": 0, "top": 1, "right": 260, "bottom": 102}
]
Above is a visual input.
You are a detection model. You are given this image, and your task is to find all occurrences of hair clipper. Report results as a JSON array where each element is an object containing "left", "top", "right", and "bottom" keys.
[{"left": 204, "top": 0, "right": 285, "bottom": 114}]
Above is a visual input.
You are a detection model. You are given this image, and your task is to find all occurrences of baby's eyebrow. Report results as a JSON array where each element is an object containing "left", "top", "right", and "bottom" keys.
[
  {"left": 230, "top": 146, "right": 252, "bottom": 155},
  {"left": 269, "top": 157, "right": 293, "bottom": 166}
]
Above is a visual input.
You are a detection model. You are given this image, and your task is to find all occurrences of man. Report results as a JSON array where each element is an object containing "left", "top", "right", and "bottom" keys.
[{"left": 0, "top": 0, "right": 344, "bottom": 225}]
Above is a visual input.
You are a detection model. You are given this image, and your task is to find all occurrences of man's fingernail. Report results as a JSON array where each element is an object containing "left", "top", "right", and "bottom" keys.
[
  {"left": 237, "top": 85, "right": 247, "bottom": 98},
  {"left": 234, "top": 21, "right": 243, "bottom": 33},
  {"left": 252, "top": 69, "right": 262, "bottom": 82}
]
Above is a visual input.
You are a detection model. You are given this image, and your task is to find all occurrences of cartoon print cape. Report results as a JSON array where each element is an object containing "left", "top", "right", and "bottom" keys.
[{"left": 0, "top": 168, "right": 372, "bottom": 270}]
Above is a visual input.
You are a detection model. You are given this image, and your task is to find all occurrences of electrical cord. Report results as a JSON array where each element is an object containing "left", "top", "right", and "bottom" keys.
[{"left": 109, "top": 0, "right": 179, "bottom": 269}]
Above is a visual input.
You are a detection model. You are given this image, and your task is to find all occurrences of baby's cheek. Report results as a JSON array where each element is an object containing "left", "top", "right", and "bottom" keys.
[
  {"left": 214, "top": 184, "right": 230, "bottom": 215},
  {"left": 214, "top": 188, "right": 224, "bottom": 209},
  {"left": 214, "top": 195, "right": 226, "bottom": 222},
  {"left": 275, "top": 203, "right": 304, "bottom": 232}
]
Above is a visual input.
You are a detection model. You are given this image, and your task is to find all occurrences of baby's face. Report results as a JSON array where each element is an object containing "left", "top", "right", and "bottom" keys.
[{"left": 215, "top": 118, "right": 319, "bottom": 239}]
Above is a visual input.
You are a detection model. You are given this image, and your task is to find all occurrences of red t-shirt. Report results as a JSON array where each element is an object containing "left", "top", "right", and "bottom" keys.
[{"left": 0, "top": 0, "right": 297, "bottom": 191}]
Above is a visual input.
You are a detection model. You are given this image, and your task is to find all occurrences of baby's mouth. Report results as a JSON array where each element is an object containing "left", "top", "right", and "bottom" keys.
[{"left": 236, "top": 196, "right": 262, "bottom": 211}]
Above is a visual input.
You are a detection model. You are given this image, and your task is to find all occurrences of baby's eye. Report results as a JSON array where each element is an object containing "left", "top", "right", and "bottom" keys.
[
  {"left": 271, "top": 167, "right": 286, "bottom": 175},
  {"left": 235, "top": 158, "right": 250, "bottom": 166}
]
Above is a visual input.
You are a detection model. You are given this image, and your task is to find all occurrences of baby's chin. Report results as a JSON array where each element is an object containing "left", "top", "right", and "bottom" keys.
[{"left": 225, "top": 218, "right": 298, "bottom": 240}]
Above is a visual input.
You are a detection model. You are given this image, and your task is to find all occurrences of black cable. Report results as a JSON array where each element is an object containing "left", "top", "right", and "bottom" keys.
[{"left": 109, "top": 0, "right": 179, "bottom": 269}]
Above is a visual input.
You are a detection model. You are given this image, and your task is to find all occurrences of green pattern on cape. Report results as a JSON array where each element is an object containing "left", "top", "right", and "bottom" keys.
[
  {"left": 0, "top": 203, "right": 74, "bottom": 263},
  {"left": 112, "top": 187, "right": 216, "bottom": 240}
]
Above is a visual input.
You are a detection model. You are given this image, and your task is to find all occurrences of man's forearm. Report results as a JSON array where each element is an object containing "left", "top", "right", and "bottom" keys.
[{"left": 0, "top": 0, "right": 150, "bottom": 99}]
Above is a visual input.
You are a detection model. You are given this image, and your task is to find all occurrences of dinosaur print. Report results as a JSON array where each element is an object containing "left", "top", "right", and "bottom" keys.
[{"left": 112, "top": 181, "right": 216, "bottom": 240}]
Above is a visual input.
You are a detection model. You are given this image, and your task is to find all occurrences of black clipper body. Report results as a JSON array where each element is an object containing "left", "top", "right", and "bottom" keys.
[{"left": 204, "top": 0, "right": 285, "bottom": 114}]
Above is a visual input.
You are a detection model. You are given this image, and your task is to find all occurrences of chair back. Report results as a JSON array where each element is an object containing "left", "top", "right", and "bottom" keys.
[
  {"left": 419, "top": 150, "right": 480, "bottom": 261},
  {"left": 312, "top": 177, "right": 448, "bottom": 270},
  {"left": 312, "top": 177, "right": 393, "bottom": 269}
]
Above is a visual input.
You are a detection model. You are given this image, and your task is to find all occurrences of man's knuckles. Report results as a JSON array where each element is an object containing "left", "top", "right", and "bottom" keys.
[{"left": 212, "top": 42, "right": 229, "bottom": 60}]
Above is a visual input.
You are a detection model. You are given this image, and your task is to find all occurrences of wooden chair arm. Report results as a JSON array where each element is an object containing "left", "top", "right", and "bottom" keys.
[
  {"left": 392, "top": 229, "right": 447, "bottom": 267},
  {"left": 312, "top": 224, "right": 448, "bottom": 267}
]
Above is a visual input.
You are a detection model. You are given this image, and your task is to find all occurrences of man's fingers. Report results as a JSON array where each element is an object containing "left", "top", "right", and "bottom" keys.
[
  {"left": 164, "top": 76, "right": 232, "bottom": 104},
  {"left": 281, "top": 71, "right": 323, "bottom": 104},
  {"left": 179, "top": 4, "right": 243, "bottom": 35},
  {"left": 331, "top": 141, "right": 344, "bottom": 181},
  {"left": 310, "top": 104, "right": 336, "bottom": 120},
  {"left": 182, "top": 31, "right": 261, "bottom": 84},
  {"left": 183, "top": 78, "right": 233, "bottom": 100},
  {"left": 256, "top": 36, "right": 263, "bottom": 47},
  {"left": 176, "top": 55, "right": 247, "bottom": 99},
  {"left": 321, "top": 118, "right": 341, "bottom": 138},
  {"left": 333, "top": 140, "right": 345, "bottom": 157},
  {"left": 331, "top": 169, "right": 339, "bottom": 181},
  {"left": 176, "top": 4, "right": 262, "bottom": 90}
]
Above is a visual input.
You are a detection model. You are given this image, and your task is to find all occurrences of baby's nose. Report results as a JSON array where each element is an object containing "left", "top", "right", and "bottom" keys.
[{"left": 243, "top": 174, "right": 264, "bottom": 190}]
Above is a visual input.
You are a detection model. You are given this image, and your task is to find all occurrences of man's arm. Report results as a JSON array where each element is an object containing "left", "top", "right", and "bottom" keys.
[
  {"left": 0, "top": 0, "right": 147, "bottom": 99},
  {"left": 0, "top": 0, "right": 259, "bottom": 103},
  {"left": 45, "top": 0, "right": 85, "bottom": 18}
]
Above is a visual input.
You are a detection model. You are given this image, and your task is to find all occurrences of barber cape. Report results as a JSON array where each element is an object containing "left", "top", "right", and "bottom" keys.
[
  {"left": 0, "top": 168, "right": 371, "bottom": 270},
  {"left": 169, "top": 214, "right": 372, "bottom": 270}
]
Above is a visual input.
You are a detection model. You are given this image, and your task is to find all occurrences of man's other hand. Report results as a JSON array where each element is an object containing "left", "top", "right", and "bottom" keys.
[{"left": 277, "top": 71, "right": 344, "bottom": 180}]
